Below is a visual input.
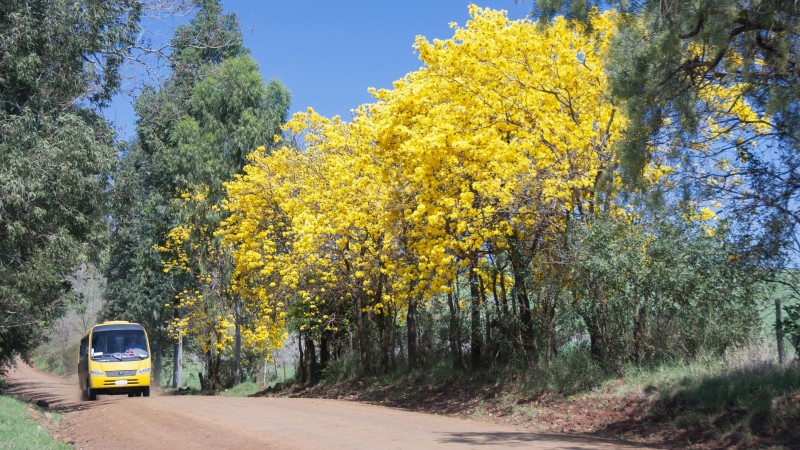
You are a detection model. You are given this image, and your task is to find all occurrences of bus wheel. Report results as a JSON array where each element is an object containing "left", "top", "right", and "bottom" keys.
[
  {"left": 86, "top": 383, "right": 97, "bottom": 401},
  {"left": 128, "top": 393, "right": 135, "bottom": 397},
  {"left": 143, "top": 387, "right": 150, "bottom": 397}
]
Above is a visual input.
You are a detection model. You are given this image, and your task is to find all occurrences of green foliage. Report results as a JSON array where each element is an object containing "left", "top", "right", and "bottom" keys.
[
  {"left": 105, "top": 0, "right": 247, "bottom": 329},
  {"left": 103, "top": 0, "right": 290, "bottom": 389},
  {"left": 0, "top": 0, "right": 140, "bottom": 110},
  {"left": 535, "top": 0, "right": 800, "bottom": 271},
  {"left": 0, "top": 112, "right": 114, "bottom": 368},
  {"left": 614, "top": 0, "right": 798, "bottom": 141},
  {"left": 221, "top": 364, "right": 296, "bottom": 397},
  {"left": 170, "top": 0, "right": 245, "bottom": 91},
  {"left": 0, "top": 0, "right": 140, "bottom": 370},
  {"left": 0, "top": 395, "right": 70, "bottom": 450},
  {"left": 103, "top": 0, "right": 253, "bottom": 381},
  {"left": 320, "top": 355, "right": 362, "bottom": 382},
  {"left": 159, "top": 353, "right": 206, "bottom": 389},
  {"left": 34, "top": 265, "right": 105, "bottom": 376},
  {"left": 537, "top": 0, "right": 799, "bottom": 143},
  {"left": 782, "top": 303, "right": 800, "bottom": 356},
  {"left": 563, "top": 202, "right": 759, "bottom": 372},
  {"left": 33, "top": 342, "right": 79, "bottom": 377},
  {"left": 180, "top": 55, "right": 291, "bottom": 190},
  {"left": 524, "top": 344, "right": 609, "bottom": 394}
]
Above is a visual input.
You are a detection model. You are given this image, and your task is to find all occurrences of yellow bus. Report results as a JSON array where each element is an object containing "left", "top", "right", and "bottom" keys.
[{"left": 78, "top": 321, "right": 152, "bottom": 400}]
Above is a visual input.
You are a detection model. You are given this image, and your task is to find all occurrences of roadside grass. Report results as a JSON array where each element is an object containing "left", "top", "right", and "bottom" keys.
[
  {"left": 620, "top": 343, "right": 799, "bottom": 405},
  {"left": 604, "top": 343, "right": 800, "bottom": 447},
  {"left": 222, "top": 366, "right": 296, "bottom": 397},
  {"left": 0, "top": 394, "right": 69, "bottom": 450},
  {"left": 520, "top": 344, "right": 609, "bottom": 394},
  {"left": 453, "top": 343, "right": 798, "bottom": 447},
  {"left": 158, "top": 354, "right": 205, "bottom": 389},
  {"left": 221, "top": 380, "right": 262, "bottom": 397},
  {"left": 162, "top": 360, "right": 296, "bottom": 397}
]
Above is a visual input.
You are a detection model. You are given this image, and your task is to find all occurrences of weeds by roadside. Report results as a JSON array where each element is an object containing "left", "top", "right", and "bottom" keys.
[{"left": 0, "top": 394, "right": 68, "bottom": 450}]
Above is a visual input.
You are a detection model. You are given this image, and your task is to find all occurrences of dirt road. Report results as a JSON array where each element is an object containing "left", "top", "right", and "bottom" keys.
[{"left": 5, "top": 362, "right": 653, "bottom": 449}]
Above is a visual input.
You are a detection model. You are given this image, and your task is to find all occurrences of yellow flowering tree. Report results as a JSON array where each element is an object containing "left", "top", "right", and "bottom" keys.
[
  {"left": 367, "top": 7, "right": 626, "bottom": 366},
  {"left": 156, "top": 187, "right": 240, "bottom": 389},
  {"left": 219, "top": 7, "right": 628, "bottom": 372},
  {"left": 221, "top": 110, "right": 407, "bottom": 376},
  {"left": 217, "top": 6, "right": 763, "bottom": 375}
]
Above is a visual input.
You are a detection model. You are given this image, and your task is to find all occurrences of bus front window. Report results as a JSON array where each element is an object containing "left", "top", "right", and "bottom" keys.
[{"left": 91, "top": 330, "right": 148, "bottom": 360}]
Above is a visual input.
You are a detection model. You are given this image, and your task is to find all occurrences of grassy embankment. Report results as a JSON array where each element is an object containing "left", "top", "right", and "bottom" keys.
[
  {"left": 258, "top": 342, "right": 799, "bottom": 449},
  {"left": 0, "top": 385, "right": 69, "bottom": 450}
]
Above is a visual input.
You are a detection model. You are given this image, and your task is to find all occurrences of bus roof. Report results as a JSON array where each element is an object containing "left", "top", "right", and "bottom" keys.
[{"left": 91, "top": 322, "right": 145, "bottom": 333}]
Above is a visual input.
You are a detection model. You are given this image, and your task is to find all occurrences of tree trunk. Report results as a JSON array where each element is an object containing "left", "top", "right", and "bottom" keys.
[
  {"left": 320, "top": 332, "right": 330, "bottom": 372},
  {"left": 153, "top": 339, "right": 161, "bottom": 388},
  {"left": 490, "top": 265, "right": 506, "bottom": 363},
  {"left": 544, "top": 300, "right": 557, "bottom": 365},
  {"left": 303, "top": 337, "right": 317, "bottom": 385},
  {"left": 378, "top": 312, "right": 390, "bottom": 375},
  {"left": 776, "top": 298, "right": 785, "bottom": 365},
  {"left": 298, "top": 332, "right": 305, "bottom": 384},
  {"left": 172, "top": 332, "right": 183, "bottom": 388},
  {"left": 480, "top": 273, "right": 493, "bottom": 366},
  {"left": 389, "top": 306, "right": 397, "bottom": 369},
  {"left": 508, "top": 240, "right": 535, "bottom": 359},
  {"left": 469, "top": 258, "right": 482, "bottom": 370},
  {"left": 447, "top": 288, "right": 463, "bottom": 369},
  {"left": 356, "top": 294, "right": 371, "bottom": 374},
  {"left": 203, "top": 346, "right": 212, "bottom": 390},
  {"left": 633, "top": 292, "right": 647, "bottom": 364},
  {"left": 584, "top": 280, "right": 607, "bottom": 364},
  {"left": 407, "top": 297, "right": 418, "bottom": 370},
  {"left": 586, "top": 317, "right": 604, "bottom": 363},
  {"left": 233, "top": 294, "right": 242, "bottom": 385},
  {"left": 209, "top": 335, "right": 225, "bottom": 390}
]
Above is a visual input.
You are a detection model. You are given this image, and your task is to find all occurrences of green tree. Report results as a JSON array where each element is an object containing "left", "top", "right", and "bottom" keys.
[
  {"left": 103, "top": 0, "right": 290, "bottom": 388},
  {"left": 0, "top": 0, "right": 141, "bottom": 370},
  {"left": 615, "top": 1, "right": 798, "bottom": 272},
  {"left": 104, "top": 139, "right": 177, "bottom": 385},
  {"left": 533, "top": 1, "right": 799, "bottom": 265},
  {"left": 534, "top": 0, "right": 798, "bottom": 143},
  {"left": 165, "top": 56, "right": 289, "bottom": 388},
  {"left": 566, "top": 204, "right": 758, "bottom": 371}
]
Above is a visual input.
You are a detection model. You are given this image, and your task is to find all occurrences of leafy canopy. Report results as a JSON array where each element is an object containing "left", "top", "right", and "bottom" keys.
[{"left": 0, "top": 0, "right": 141, "bottom": 369}]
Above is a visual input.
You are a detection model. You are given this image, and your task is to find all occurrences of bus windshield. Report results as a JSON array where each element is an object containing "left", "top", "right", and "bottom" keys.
[{"left": 91, "top": 329, "right": 148, "bottom": 361}]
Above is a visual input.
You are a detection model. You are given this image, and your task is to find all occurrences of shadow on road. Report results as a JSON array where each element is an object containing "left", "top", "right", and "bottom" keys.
[
  {"left": 437, "top": 431, "right": 659, "bottom": 448},
  {"left": 2, "top": 363, "right": 93, "bottom": 413},
  {"left": 3, "top": 378, "right": 90, "bottom": 413}
]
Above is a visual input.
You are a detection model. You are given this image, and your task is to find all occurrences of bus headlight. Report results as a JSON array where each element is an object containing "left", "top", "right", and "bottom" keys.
[
  {"left": 90, "top": 370, "right": 104, "bottom": 376},
  {"left": 138, "top": 368, "right": 150, "bottom": 374}
]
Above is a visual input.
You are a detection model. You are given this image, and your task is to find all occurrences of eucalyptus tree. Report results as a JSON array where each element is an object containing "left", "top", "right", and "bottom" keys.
[
  {"left": 0, "top": 0, "right": 141, "bottom": 369},
  {"left": 104, "top": 0, "right": 290, "bottom": 388}
]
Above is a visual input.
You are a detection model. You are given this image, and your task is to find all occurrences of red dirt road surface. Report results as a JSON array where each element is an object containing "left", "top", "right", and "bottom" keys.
[{"left": 5, "top": 362, "right": 656, "bottom": 449}]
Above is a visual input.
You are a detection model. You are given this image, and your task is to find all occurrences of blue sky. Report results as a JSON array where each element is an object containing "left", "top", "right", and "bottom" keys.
[{"left": 106, "top": 1, "right": 531, "bottom": 139}]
